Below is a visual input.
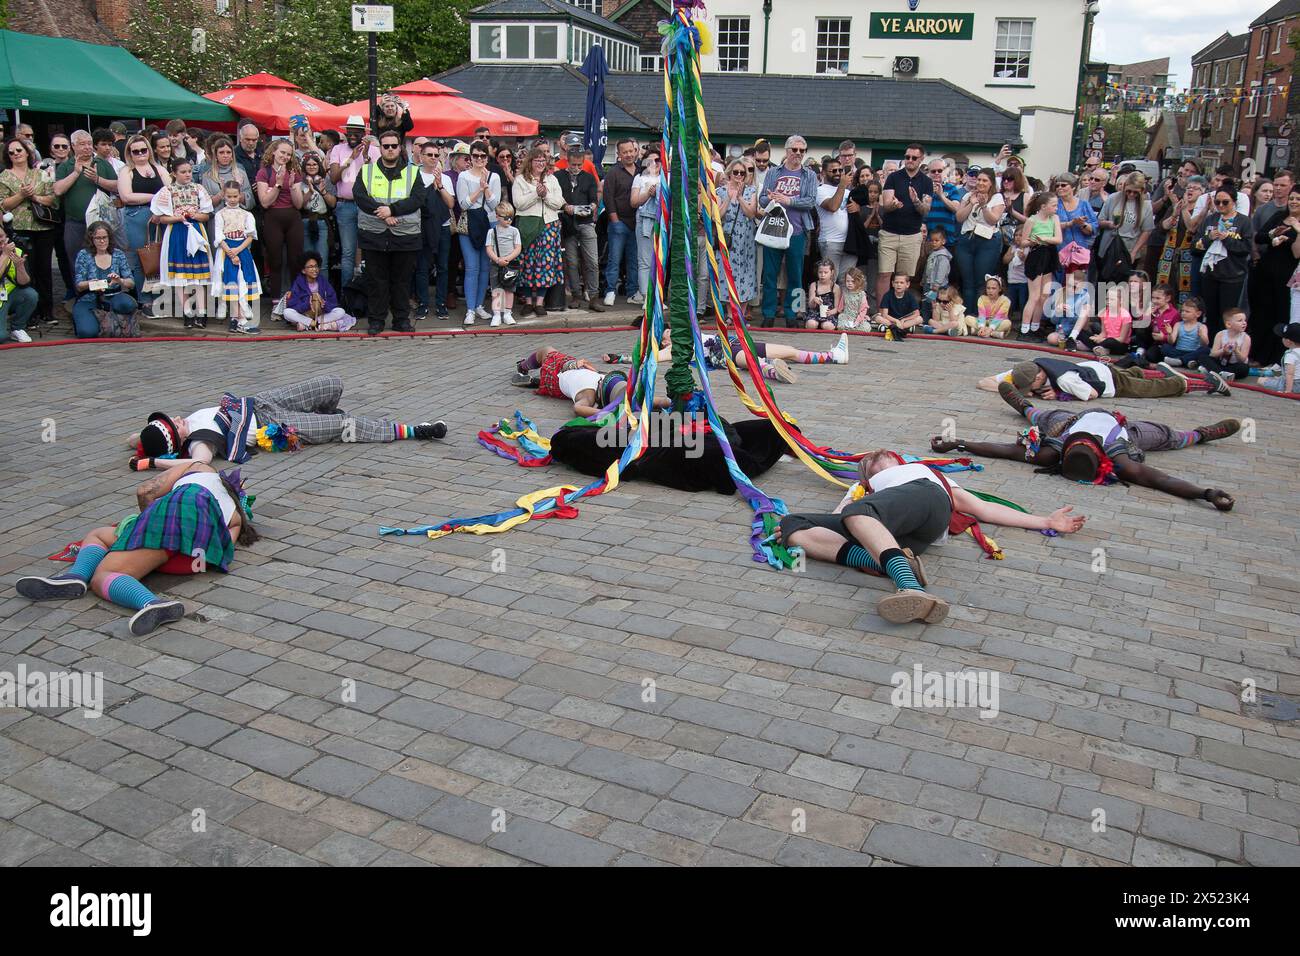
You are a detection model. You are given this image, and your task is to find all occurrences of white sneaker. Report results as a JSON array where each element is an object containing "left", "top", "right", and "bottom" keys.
[
  {"left": 603, "top": 291, "right": 616, "bottom": 306},
  {"left": 475, "top": 306, "right": 492, "bottom": 320},
  {"left": 463, "top": 312, "right": 475, "bottom": 326},
  {"left": 502, "top": 311, "right": 516, "bottom": 325},
  {"left": 10, "top": 329, "right": 32, "bottom": 343},
  {"left": 830, "top": 332, "right": 849, "bottom": 364},
  {"left": 628, "top": 293, "right": 645, "bottom": 305},
  {"left": 490, "top": 313, "right": 502, "bottom": 327}
]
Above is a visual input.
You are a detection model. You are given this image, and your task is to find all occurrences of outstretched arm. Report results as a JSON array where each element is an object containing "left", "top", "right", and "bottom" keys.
[
  {"left": 952, "top": 486, "right": 1086, "bottom": 532},
  {"left": 931, "top": 435, "right": 1060, "bottom": 468},
  {"left": 1114, "top": 457, "right": 1233, "bottom": 510},
  {"left": 136, "top": 460, "right": 208, "bottom": 510}
]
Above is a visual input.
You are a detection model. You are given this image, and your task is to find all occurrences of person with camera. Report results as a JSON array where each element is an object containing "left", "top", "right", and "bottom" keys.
[
  {"left": 558, "top": 136, "right": 601, "bottom": 311},
  {"left": 294, "top": 152, "right": 336, "bottom": 278},
  {"left": 0, "top": 228, "right": 38, "bottom": 342},
  {"left": 70, "top": 221, "right": 136, "bottom": 338},
  {"left": 413, "top": 141, "right": 455, "bottom": 320},
  {"left": 0, "top": 137, "right": 59, "bottom": 329}
]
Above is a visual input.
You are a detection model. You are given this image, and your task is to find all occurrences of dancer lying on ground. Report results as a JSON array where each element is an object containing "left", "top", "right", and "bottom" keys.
[
  {"left": 549, "top": 413, "right": 794, "bottom": 495},
  {"left": 776, "top": 452, "right": 1088, "bottom": 625},
  {"left": 15, "top": 463, "right": 256, "bottom": 636},
  {"left": 511, "top": 345, "right": 673, "bottom": 417},
  {"left": 606, "top": 328, "right": 849, "bottom": 385},
  {"left": 931, "top": 382, "right": 1239, "bottom": 510},
  {"left": 128, "top": 375, "right": 447, "bottom": 470},
  {"left": 976, "top": 355, "right": 1230, "bottom": 401}
]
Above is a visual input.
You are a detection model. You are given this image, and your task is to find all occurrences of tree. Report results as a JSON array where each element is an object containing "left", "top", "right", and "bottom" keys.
[
  {"left": 126, "top": 0, "right": 478, "bottom": 104},
  {"left": 1084, "top": 112, "right": 1149, "bottom": 161}
]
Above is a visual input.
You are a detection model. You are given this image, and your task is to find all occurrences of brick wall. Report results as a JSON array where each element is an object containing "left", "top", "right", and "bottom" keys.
[
  {"left": 1239, "top": 17, "right": 1298, "bottom": 172},
  {"left": 95, "top": 0, "right": 132, "bottom": 37}
]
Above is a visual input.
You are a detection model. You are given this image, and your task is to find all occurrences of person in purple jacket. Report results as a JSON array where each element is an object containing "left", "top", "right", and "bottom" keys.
[{"left": 284, "top": 253, "right": 356, "bottom": 331}]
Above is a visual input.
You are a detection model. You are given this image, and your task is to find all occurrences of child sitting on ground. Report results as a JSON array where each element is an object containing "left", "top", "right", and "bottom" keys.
[
  {"left": 838, "top": 267, "right": 871, "bottom": 330},
  {"left": 1046, "top": 267, "right": 1095, "bottom": 348},
  {"left": 1258, "top": 322, "right": 1300, "bottom": 392},
  {"left": 1080, "top": 283, "right": 1133, "bottom": 358},
  {"left": 805, "top": 258, "right": 842, "bottom": 330},
  {"left": 486, "top": 201, "right": 522, "bottom": 328},
  {"left": 1191, "top": 306, "right": 1251, "bottom": 380},
  {"left": 284, "top": 253, "right": 355, "bottom": 332},
  {"left": 874, "top": 273, "right": 923, "bottom": 340},
  {"left": 1145, "top": 296, "right": 1208, "bottom": 366},
  {"left": 974, "top": 275, "right": 1012, "bottom": 338},
  {"left": 1134, "top": 281, "right": 1178, "bottom": 356},
  {"left": 924, "top": 286, "right": 968, "bottom": 335}
]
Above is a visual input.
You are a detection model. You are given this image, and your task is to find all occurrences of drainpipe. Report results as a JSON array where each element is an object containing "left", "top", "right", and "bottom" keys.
[
  {"left": 762, "top": 0, "right": 773, "bottom": 75},
  {"left": 1069, "top": 1, "right": 1100, "bottom": 170}
]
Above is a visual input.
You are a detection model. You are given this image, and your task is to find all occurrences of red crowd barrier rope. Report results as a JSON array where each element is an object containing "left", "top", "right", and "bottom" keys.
[{"left": 3, "top": 323, "right": 1296, "bottom": 401}]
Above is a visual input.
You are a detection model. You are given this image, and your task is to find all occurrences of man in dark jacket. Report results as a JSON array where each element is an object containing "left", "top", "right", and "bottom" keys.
[
  {"left": 413, "top": 142, "right": 456, "bottom": 319},
  {"left": 353, "top": 129, "right": 427, "bottom": 334},
  {"left": 557, "top": 135, "right": 603, "bottom": 310}
]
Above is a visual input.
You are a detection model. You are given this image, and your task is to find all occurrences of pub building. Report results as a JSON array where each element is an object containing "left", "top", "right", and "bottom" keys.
[{"left": 444, "top": 0, "right": 1089, "bottom": 170}]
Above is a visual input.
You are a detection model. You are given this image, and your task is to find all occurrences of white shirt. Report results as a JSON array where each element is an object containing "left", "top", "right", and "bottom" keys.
[
  {"left": 961, "top": 193, "right": 1005, "bottom": 234},
  {"left": 1056, "top": 360, "right": 1115, "bottom": 401},
  {"left": 816, "top": 183, "right": 849, "bottom": 244},
  {"left": 186, "top": 407, "right": 258, "bottom": 449},
  {"left": 1067, "top": 411, "right": 1128, "bottom": 444},
  {"left": 867, "top": 461, "right": 959, "bottom": 494},
  {"left": 420, "top": 170, "right": 453, "bottom": 195},
  {"left": 557, "top": 367, "right": 602, "bottom": 401},
  {"left": 174, "top": 471, "right": 237, "bottom": 525}
]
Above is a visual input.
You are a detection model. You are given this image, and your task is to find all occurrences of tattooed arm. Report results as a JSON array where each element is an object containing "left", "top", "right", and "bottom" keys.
[{"left": 136, "top": 461, "right": 208, "bottom": 511}]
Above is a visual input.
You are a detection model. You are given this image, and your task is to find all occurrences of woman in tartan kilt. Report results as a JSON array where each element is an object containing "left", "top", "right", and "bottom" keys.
[{"left": 14, "top": 463, "right": 257, "bottom": 637}]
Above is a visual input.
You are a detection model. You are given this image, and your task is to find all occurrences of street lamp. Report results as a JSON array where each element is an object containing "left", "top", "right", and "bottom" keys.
[
  {"left": 1070, "top": 0, "right": 1101, "bottom": 170},
  {"left": 761, "top": 0, "right": 773, "bottom": 75}
]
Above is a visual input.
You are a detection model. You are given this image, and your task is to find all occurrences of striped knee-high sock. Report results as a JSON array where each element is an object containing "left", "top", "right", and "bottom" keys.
[
  {"left": 393, "top": 423, "right": 416, "bottom": 440},
  {"left": 880, "top": 548, "right": 923, "bottom": 592},
  {"left": 58, "top": 543, "right": 107, "bottom": 582},
  {"left": 1171, "top": 429, "right": 1199, "bottom": 449},
  {"left": 1025, "top": 406, "right": 1050, "bottom": 427},
  {"left": 836, "top": 542, "right": 882, "bottom": 573},
  {"left": 96, "top": 572, "right": 161, "bottom": 611},
  {"left": 795, "top": 348, "right": 836, "bottom": 364}
]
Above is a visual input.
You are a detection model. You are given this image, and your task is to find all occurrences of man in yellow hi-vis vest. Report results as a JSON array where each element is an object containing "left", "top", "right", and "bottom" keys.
[{"left": 353, "top": 128, "right": 427, "bottom": 334}]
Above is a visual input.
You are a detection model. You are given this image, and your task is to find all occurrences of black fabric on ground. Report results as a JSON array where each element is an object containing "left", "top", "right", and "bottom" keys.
[{"left": 548, "top": 416, "right": 793, "bottom": 494}]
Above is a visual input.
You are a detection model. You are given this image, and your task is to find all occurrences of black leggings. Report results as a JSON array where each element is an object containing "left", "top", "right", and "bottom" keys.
[
  {"left": 261, "top": 207, "right": 304, "bottom": 300},
  {"left": 1197, "top": 354, "right": 1250, "bottom": 378},
  {"left": 1079, "top": 332, "right": 1130, "bottom": 355},
  {"left": 18, "top": 229, "right": 57, "bottom": 321}
]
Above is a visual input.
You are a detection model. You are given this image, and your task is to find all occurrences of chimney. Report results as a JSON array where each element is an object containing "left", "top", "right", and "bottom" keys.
[{"left": 96, "top": 0, "right": 133, "bottom": 38}]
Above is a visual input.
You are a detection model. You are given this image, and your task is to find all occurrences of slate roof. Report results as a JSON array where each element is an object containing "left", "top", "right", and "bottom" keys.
[
  {"left": 7, "top": 0, "right": 118, "bottom": 45},
  {"left": 1251, "top": 0, "right": 1300, "bottom": 27},
  {"left": 435, "top": 63, "right": 1020, "bottom": 146},
  {"left": 1192, "top": 32, "right": 1249, "bottom": 64},
  {"left": 469, "top": 0, "right": 643, "bottom": 44}
]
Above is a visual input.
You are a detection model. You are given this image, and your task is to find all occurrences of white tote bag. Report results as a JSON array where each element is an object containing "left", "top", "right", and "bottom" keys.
[{"left": 755, "top": 204, "right": 792, "bottom": 250}]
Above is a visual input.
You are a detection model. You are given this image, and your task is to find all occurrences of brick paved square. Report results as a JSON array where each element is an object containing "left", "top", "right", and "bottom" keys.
[{"left": 2, "top": 332, "right": 1297, "bottom": 866}]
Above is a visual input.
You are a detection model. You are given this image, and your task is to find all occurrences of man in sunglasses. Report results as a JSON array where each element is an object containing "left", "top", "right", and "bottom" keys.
[
  {"left": 758, "top": 134, "right": 818, "bottom": 327},
  {"left": 353, "top": 130, "right": 428, "bottom": 334},
  {"left": 877, "top": 143, "right": 934, "bottom": 306}
]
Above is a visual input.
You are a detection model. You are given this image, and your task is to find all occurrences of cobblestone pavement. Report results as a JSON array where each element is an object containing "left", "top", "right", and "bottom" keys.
[{"left": 1, "top": 331, "right": 1298, "bottom": 867}]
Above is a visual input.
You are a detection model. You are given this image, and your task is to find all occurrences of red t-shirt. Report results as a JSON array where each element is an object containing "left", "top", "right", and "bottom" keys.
[
  {"left": 1151, "top": 305, "right": 1179, "bottom": 337},
  {"left": 255, "top": 166, "right": 302, "bottom": 209}
]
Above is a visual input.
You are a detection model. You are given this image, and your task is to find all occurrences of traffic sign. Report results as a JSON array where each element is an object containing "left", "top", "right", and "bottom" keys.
[
  {"left": 352, "top": 5, "right": 393, "bottom": 32},
  {"left": 1280, "top": 120, "right": 1293, "bottom": 138}
]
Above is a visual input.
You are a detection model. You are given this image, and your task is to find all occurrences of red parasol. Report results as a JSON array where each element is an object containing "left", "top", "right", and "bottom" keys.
[
  {"left": 338, "top": 79, "right": 540, "bottom": 138},
  {"left": 203, "top": 73, "right": 352, "bottom": 135}
]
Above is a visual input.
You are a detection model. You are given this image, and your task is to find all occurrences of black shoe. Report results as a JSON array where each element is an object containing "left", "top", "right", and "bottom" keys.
[
  {"left": 184, "top": 316, "right": 195, "bottom": 329},
  {"left": 414, "top": 306, "right": 429, "bottom": 319},
  {"left": 393, "top": 322, "right": 414, "bottom": 333},
  {"left": 196, "top": 317, "right": 208, "bottom": 329},
  {"left": 228, "top": 318, "right": 241, "bottom": 334},
  {"left": 129, "top": 599, "right": 186, "bottom": 637},
  {"left": 413, "top": 421, "right": 448, "bottom": 440},
  {"left": 435, "top": 307, "right": 449, "bottom": 319},
  {"left": 367, "top": 324, "right": 384, "bottom": 336},
  {"left": 16, "top": 576, "right": 87, "bottom": 601}
]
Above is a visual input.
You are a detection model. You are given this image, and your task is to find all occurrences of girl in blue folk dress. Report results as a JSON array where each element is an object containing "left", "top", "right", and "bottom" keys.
[
  {"left": 211, "top": 181, "right": 263, "bottom": 334},
  {"left": 150, "top": 157, "right": 213, "bottom": 328}
]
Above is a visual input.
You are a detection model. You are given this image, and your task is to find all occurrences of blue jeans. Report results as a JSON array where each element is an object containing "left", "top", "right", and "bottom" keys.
[
  {"left": 303, "top": 218, "right": 329, "bottom": 276},
  {"left": 459, "top": 235, "right": 490, "bottom": 313},
  {"left": 954, "top": 232, "right": 1004, "bottom": 312},
  {"left": 122, "top": 204, "right": 154, "bottom": 301},
  {"left": 414, "top": 226, "right": 451, "bottom": 309},
  {"left": 72, "top": 292, "right": 137, "bottom": 338},
  {"left": 761, "top": 231, "right": 807, "bottom": 324},
  {"left": 605, "top": 219, "right": 638, "bottom": 297},
  {"left": 335, "top": 200, "right": 359, "bottom": 288},
  {"left": 0, "top": 286, "right": 38, "bottom": 337}
]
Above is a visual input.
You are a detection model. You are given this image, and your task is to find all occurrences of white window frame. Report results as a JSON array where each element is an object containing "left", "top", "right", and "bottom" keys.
[
  {"left": 1259, "top": 27, "right": 1269, "bottom": 58},
  {"left": 216, "top": 0, "right": 230, "bottom": 14},
  {"left": 815, "top": 17, "right": 851, "bottom": 75},
  {"left": 640, "top": 54, "right": 661, "bottom": 72},
  {"left": 473, "top": 23, "right": 567, "bottom": 64},
  {"left": 716, "top": 16, "right": 750, "bottom": 73},
  {"left": 1217, "top": 106, "right": 1224, "bottom": 131},
  {"left": 993, "top": 18, "right": 1034, "bottom": 82},
  {"left": 565, "top": 0, "right": 598, "bottom": 11},
  {"left": 1266, "top": 77, "right": 1277, "bottom": 118},
  {"left": 1275, "top": 24, "right": 1285, "bottom": 54},
  {"left": 1248, "top": 80, "right": 1260, "bottom": 117}
]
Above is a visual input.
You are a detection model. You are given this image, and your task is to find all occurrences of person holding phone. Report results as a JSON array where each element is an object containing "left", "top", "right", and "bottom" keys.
[
  {"left": 0, "top": 230, "right": 38, "bottom": 341},
  {"left": 328, "top": 117, "right": 380, "bottom": 289},
  {"left": 71, "top": 221, "right": 136, "bottom": 338}
]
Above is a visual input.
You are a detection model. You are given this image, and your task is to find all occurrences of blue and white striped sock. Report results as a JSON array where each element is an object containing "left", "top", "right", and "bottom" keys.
[
  {"left": 880, "top": 548, "right": 923, "bottom": 592},
  {"left": 57, "top": 544, "right": 107, "bottom": 582},
  {"left": 99, "top": 572, "right": 160, "bottom": 612}
]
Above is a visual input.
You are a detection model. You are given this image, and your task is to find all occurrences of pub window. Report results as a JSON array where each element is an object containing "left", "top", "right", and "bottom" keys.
[
  {"left": 994, "top": 19, "right": 1034, "bottom": 80},
  {"left": 717, "top": 17, "right": 750, "bottom": 72},
  {"left": 816, "top": 18, "right": 851, "bottom": 74},
  {"left": 479, "top": 25, "right": 502, "bottom": 59},
  {"left": 566, "top": 0, "right": 598, "bottom": 10},
  {"left": 535, "top": 26, "right": 559, "bottom": 59}
]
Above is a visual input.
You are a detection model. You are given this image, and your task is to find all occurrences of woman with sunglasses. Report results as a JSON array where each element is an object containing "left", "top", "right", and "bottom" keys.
[
  {"left": 115, "top": 134, "right": 171, "bottom": 300},
  {"left": 0, "top": 137, "right": 60, "bottom": 327},
  {"left": 719, "top": 158, "right": 759, "bottom": 312},
  {"left": 1155, "top": 174, "right": 1209, "bottom": 306},
  {"left": 455, "top": 142, "right": 501, "bottom": 324},
  {"left": 495, "top": 146, "right": 517, "bottom": 191},
  {"left": 511, "top": 146, "right": 564, "bottom": 320},
  {"left": 1194, "top": 185, "right": 1253, "bottom": 336}
]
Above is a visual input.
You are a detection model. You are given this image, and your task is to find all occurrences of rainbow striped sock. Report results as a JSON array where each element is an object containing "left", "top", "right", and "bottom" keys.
[
  {"left": 796, "top": 349, "right": 834, "bottom": 365},
  {"left": 393, "top": 423, "right": 414, "bottom": 440},
  {"left": 1173, "top": 430, "right": 1197, "bottom": 449}
]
